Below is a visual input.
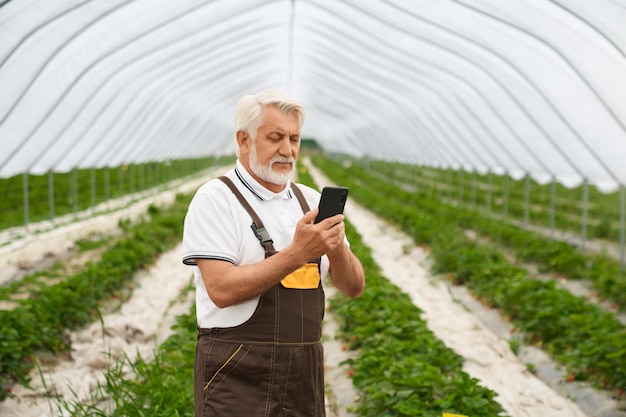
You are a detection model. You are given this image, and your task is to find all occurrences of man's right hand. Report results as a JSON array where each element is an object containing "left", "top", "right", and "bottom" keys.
[{"left": 287, "top": 208, "right": 346, "bottom": 264}]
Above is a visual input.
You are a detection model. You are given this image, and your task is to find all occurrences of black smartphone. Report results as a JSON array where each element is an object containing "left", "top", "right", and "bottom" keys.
[{"left": 314, "top": 186, "right": 349, "bottom": 224}]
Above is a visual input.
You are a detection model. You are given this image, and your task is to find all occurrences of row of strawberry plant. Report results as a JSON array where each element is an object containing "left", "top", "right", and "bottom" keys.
[
  {"left": 372, "top": 160, "right": 620, "bottom": 221},
  {"left": 58, "top": 295, "right": 197, "bottom": 417},
  {"left": 342, "top": 159, "right": 626, "bottom": 310},
  {"left": 330, "top": 221, "right": 507, "bottom": 416},
  {"left": 58, "top": 164, "right": 508, "bottom": 417},
  {"left": 0, "top": 193, "right": 191, "bottom": 401},
  {"left": 367, "top": 159, "right": 623, "bottom": 241},
  {"left": 299, "top": 164, "right": 508, "bottom": 416},
  {"left": 0, "top": 156, "right": 234, "bottom": 231},
  {"left": 0, "top": 234, "right": 115, "bottom": 305},
  {"left": 313, "top": 155, "right": 626, "bottom": 395}
]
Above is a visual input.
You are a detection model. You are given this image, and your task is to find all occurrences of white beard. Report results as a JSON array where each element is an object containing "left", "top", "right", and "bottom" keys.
[{"left": 249, "top": 143, "right": 296, "bottom": 186}]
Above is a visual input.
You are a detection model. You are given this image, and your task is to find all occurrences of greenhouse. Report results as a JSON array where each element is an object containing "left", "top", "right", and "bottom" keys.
[{"left": 1, "top": 1, "right": 626, "bottom": 416}]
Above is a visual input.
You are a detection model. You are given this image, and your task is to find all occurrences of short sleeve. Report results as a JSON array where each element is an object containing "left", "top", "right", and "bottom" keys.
[{"left": 182, "top": 181, "right": 240, "bottom": 266}]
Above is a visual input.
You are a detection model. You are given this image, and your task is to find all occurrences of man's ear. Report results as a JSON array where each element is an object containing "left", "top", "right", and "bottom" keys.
[{"left": 236, "top": 130, "right": 251, "bottom": 152}]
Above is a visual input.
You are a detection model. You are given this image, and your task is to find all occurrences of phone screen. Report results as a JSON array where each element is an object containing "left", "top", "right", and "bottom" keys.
[{"left": 314, "top": 186, "right": 349, "bottom": 224}]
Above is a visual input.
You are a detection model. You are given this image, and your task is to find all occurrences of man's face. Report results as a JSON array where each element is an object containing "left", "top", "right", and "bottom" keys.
[{"left": 238, "top": 106, "right": 301, "bottom": 192}]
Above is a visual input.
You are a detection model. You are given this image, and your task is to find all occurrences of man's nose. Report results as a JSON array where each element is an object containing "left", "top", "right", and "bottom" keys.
[{"left": 278, "top": 137, "right": 292, "bottom": 155}]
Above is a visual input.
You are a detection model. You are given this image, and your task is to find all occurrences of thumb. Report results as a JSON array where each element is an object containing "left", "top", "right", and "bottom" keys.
[{"left": 302, "top": 207, "right": 318, "bottom": 224}]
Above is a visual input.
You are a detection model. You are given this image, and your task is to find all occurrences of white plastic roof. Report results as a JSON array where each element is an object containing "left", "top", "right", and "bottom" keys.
[{"left": 1, "top": 0, "right": 626, "bottom": 192}]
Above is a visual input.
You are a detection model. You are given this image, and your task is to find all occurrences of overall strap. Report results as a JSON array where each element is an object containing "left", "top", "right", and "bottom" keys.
[
  {"left": 218, "top": 176, "right": 277, "bottom": 256},
  {"left": 218, "top": 176, "right": 315, "bottom": 259},
  {"left": 289, "top": 182, "right": 311, "bottom": 213}
]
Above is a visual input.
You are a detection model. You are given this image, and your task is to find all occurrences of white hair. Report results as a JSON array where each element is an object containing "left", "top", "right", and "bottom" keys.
[{"left": 234, "top": 89, "right": 306, "bottom": 155}]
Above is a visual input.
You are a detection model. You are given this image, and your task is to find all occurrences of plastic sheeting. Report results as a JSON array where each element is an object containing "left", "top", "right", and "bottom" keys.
[{"left": 1, "top": 0, "right": 625, "bottom": 192}]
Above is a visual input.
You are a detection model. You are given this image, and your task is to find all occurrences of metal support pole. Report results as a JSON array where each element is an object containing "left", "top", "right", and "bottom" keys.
[
  {"left": 503, "top": 174, "right": 509, "bottom": 220},
  {"left": 458, "top": 170, "right": 464, "bottom": 205},
  {"left": 471, "top": 171, "right": 477, "bottom": 208},
  {"left": 130, "top": 164, "right": 135, "bottom": 194},
  {"left": 72, "top": 168, "right": 78, "bottom": 217},
  {"left": 105, "top": 167, "right": 110, "bottom": 202},
  {"left": 119, "top": 165, "right": 124, "bottom": 197},
  {"left": 448, "top": 169, "right": 452, "bottom": 201},
  {"left": 581, "top": 179, "right": 589, "bottom": 253},
  {"left": 487, "top": 172, "right": 493, "bottom": 214},
  {"left": 140, "top": 163, "right": 145, "bottom": 191},
  {"left": 550, "top": 178, "right": 556, "bottom": 239},
  {"left": 22, "top": 172, "right": 29, "bottom": 230},
  {"left": 523, "top": 175, "right": 530, "bottom": 228},
  {"left": 90, "top": 168, "right": 96, "bottom": 214},
  {"left": 438, "top": 169, "right": 444, "bottom": 200},
  {"left": 619, "top": 185, "right": 626, "bottom": 272},
  {"left": 48, "top": 170, "right": 55, "bottom": 223}
]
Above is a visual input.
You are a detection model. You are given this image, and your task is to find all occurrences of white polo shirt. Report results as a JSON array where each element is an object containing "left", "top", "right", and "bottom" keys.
[{"left": 182, "top": 160, "right": 331, "bottom": 328}]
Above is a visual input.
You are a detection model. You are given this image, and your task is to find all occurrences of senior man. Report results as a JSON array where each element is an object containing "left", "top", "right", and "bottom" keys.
[{"left": 182, "top": 89, "right": 365, "bottom": 417}]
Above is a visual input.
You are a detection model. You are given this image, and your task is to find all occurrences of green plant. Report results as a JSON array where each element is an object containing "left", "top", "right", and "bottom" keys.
[
  {"left": 313, "top": 154, "right": 626, "bottom": 393},
  {"left": 299, "top": 161, "right": 508, "bottom": 417},
  {"left": 0, "top": 193, "right": 194, "bottom": 400}
]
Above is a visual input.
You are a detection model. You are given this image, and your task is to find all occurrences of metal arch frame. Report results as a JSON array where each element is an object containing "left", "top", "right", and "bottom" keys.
[
  {"left": 299, "top": 19, "right": 529, "bottom": 175},
  {"left": 302, "top": 59, "right": 468, "bottom": 169},
  {"left": 0, "top": 0, "right": 96, "bottom": 69},
  {"left": 549, "top": 0, "right": 626, "bottom": 58},
  {"left": 83, "top": 36, "right": 278, "bottom": 167},
  {"left": 0, "top": 0, "right": 624, "bottom": 263},
  {"left": 0, "top": 0, "right": 202, "bottom": 171},
  {"left": 30, "top": 16, "right": 272, "bottom": 173},
  {"left": 330, "top": 0, "right": 611, "bottom": 185},
  {"left": 303, "top": 0, "right": 576, "bottom": 179},
  {"left": 381, "top": 0, "right": 621, "bottom": 186},
  {"left": 110, "top": 57, "right": 277, "bottom": 168},
  {"left": 451, "top": 0, "right": 626, "bottom": 183},
  {"left": 298, "top": 72, "right": 412, "bottom": 158},
  {"left": 347, "top": 0, "right": 593, "bottom": 178},
  {"left": 300, "top": 2, "right": 554, "bottom": 175},
  {"left": 1, "top": 0, "right": 623, "bottom": 185},
  {"left": 0, "top": 0, "right": 134, "bottom": 127},
  {"left": 298, "top": 31, "right": 470, "bottom": 168},
  {"left": 0, "top": 0, "right": 283, "bottom": 175}
]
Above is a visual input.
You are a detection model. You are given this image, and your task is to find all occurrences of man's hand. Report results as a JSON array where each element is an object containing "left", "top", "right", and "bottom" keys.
[
  {"left": 289, "top": 207, "right": 364, "bottom": 298},
  {"left": 286, "top": 208, "right": 345, "bottom": 264}
]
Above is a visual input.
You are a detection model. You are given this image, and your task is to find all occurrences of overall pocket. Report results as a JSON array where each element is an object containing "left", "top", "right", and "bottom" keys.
[
  {"left": 280, "top": 263, "right": 320, "bottom": 289},
  {"left": 203, "top": 343, "right": 247, "bottom": 396}
]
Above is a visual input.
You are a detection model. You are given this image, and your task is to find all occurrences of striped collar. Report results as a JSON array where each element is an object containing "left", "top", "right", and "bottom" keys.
[{"left": 234, "top": 160, "right": 293, "bottom": 201}]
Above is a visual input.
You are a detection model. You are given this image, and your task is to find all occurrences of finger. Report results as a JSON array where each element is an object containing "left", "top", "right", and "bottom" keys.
[{"left": 320, "top": 214, "right": 344, "bottom": 229}]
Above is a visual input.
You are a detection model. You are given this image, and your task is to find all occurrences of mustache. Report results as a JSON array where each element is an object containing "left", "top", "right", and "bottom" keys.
[{"left": 270, "top": 156, "right": 295, "bottom": 164}]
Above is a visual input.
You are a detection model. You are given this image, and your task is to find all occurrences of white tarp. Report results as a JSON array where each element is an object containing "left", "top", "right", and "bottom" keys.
[{"left": 1, "top": 0, "right": 625, "bottom": 192}]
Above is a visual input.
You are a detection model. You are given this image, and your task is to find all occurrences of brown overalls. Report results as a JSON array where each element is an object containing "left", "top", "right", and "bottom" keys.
[{"left": 194, "top": 177, "right": 326, "bottom": 417}]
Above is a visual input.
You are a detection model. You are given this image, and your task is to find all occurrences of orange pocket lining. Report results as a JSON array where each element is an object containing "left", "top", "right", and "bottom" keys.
[{"left": 280, "top": 263, "right": 320, "bottom": 289}]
